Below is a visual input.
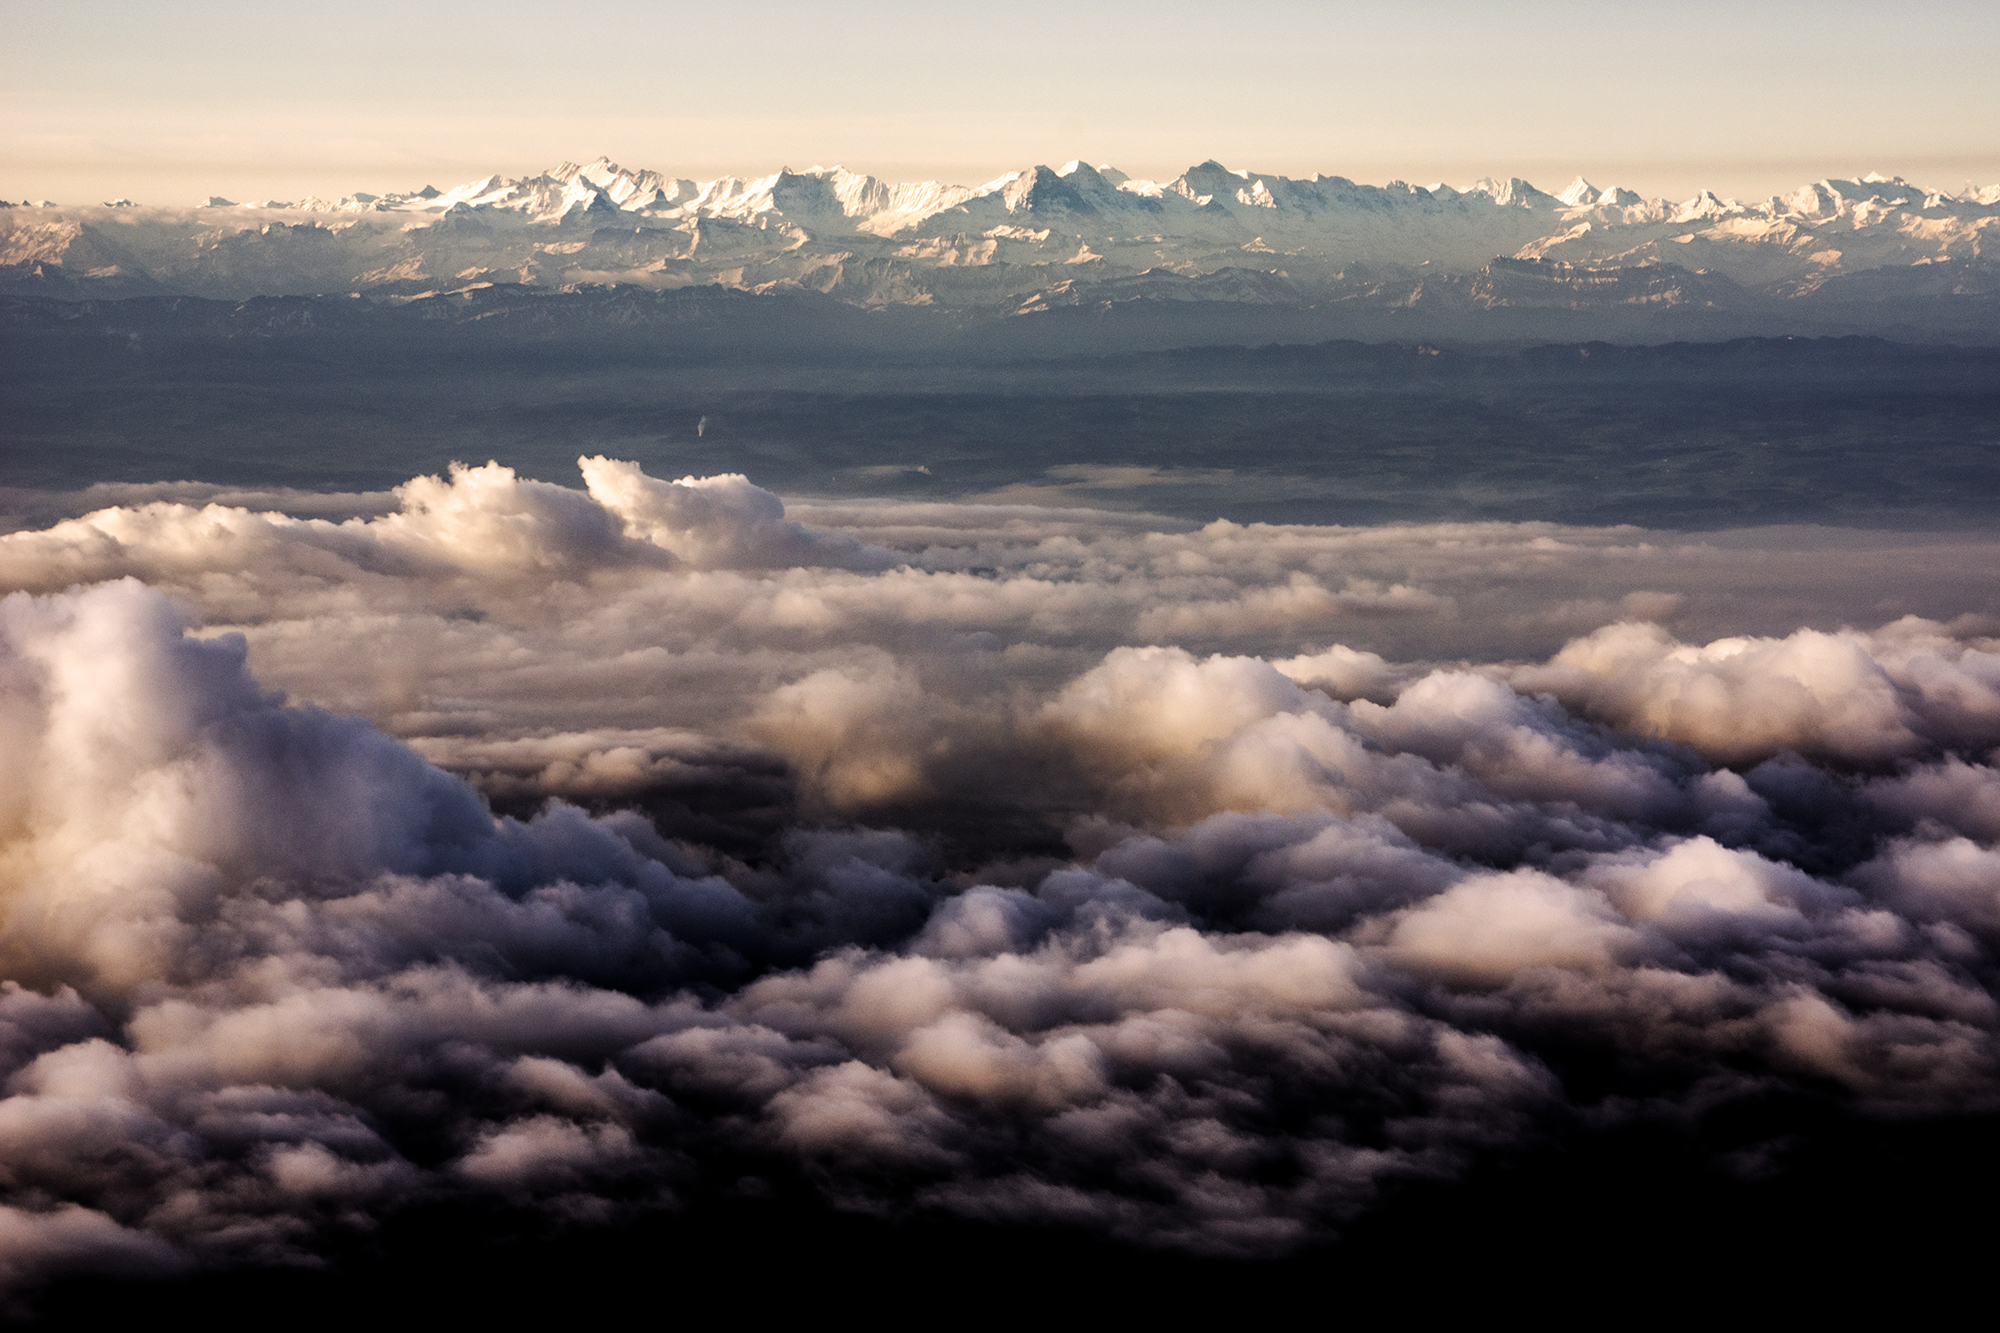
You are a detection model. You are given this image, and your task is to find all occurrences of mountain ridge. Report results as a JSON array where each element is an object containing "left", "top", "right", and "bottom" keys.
[{"left": 3, "top": 157, "right": 1995, "bottom": 337}]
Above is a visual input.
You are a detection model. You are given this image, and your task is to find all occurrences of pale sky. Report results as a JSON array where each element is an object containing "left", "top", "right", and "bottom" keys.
[{"left": 5, "top": 0, "right": 1997, "bottom": 204}]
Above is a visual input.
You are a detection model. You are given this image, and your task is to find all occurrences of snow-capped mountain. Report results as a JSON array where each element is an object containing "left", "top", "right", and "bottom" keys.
[{"left": 3, "top": 156, "right": 1996, "bottom": 329}]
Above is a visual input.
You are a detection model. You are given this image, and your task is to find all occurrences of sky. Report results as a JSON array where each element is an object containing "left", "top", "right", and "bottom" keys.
[{"left": 5, "top": 0, "right": 1998, "bottom": 204}]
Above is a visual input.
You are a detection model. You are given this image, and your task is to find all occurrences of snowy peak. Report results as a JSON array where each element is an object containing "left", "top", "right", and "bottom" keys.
[
  {"left": 554, "top": 180, "right": 621, "bottom": 224},
  {"left": 564, "top": 156, "right": 699, "bottom": 211},
  {"left": 1051, "top": 159, "right": 1122, "bottom": 199},
  {"left": 1671, "top": 189, "right": 1736, "bottom": 223},
  {"left": 1174, "top": 159, "right": 1244, "bottom": 204},
  {"left": 1475, "top": 177, "right": 1561, "bottom": 209},
  {"left": 675, "top": 165, "right": 978, "bottom": 236},
  {"left": 999, "top": 165, "right": 1102, "bottom": 215},
  {"left": 1557, "top": 177, "right": 1599, "bottom": 206},
  {"left": 1060, "top": 160, "right": 1130, "bottom": 187}
]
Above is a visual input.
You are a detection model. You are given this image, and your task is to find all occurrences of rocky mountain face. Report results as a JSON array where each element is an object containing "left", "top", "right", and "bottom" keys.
[{"left": 3, "top": 157, "right": 1995, "bottom": 337}]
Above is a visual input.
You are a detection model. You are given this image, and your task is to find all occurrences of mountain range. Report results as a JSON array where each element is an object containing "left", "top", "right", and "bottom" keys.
[{"left": 4, "top": 157, "right": 1996, "bottom": 338}]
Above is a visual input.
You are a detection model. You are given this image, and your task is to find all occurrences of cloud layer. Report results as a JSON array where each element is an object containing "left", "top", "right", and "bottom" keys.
[{"left": 2, "top": 460, "right": 1998, "bottom": 1294}]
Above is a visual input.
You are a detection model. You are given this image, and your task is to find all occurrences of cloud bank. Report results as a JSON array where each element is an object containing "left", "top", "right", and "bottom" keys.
[{"left": 1, "top": 459, "right": 1998, "bottom": 1295}]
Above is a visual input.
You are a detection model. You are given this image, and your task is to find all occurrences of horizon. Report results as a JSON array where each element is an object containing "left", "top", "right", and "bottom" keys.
[{"left": 12, "top": 153, "right": 1999, "bottom": 212}]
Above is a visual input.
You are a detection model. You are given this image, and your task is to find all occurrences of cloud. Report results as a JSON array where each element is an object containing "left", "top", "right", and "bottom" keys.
[
  {"left": 2, "top": 461, "right": 1999, "bottom": 1298},
  {"left": 1515, "top": 618, "right": 2000, "bottom": 766},
  {"left": 1381, "top": 870, "right": 1639, "bottom": 986},
  {"left": 579, "top": 457, "right": 896, "bottom": 572},
  {"left": 0, "top": 1204, "right": 187, "bottom": 1301}
]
